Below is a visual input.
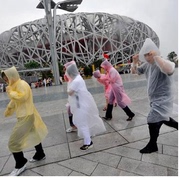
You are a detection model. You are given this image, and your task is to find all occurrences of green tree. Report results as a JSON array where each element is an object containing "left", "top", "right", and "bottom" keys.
[
  {"left": 24, "top": 61, "right": 40, "bottom": 69},
  {"left": 167, "top": 51, "right": 178, "bottom": 67}
]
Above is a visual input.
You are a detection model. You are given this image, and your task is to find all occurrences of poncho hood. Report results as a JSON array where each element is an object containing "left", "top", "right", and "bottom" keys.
[{"left": 1, "top": 66, "right": 20, "bottom": 86}]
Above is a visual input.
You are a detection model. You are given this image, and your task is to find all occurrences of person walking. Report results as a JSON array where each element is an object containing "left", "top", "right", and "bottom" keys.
[
  {"left": 65, "top": 61, "right": 106, "bottom": 150},
  {"left": 93, "top": 70, "right": 116, "bottom": 111},
  {"left": 131, "top": 38, "right": 178, "bottom": 154},
  {"left": 100, "top": 59, "right": 135, "bottom": 121},
  {"left": 64, "top": 61, "right": 77, "bottom": 133},
  {"left": 1, "top": 66, "right": 48, "bottom": 176}
]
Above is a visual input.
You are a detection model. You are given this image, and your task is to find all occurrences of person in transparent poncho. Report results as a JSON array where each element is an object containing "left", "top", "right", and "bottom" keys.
[
  {"left": 65, "top": 62, "right": 106, "bottom": 150},
  {"left": 64, "top": 61, "right": 77, "bottom": 133},
  {"left": 131, "top": 38, "right": 178, "bottom": 154},
  {"left": 1, "top": 67, "right": 48, "bottom": 176},
  {"left": 100, "top": 59, "right": 135, "bottom": 121},
  {"left": 93, "top": 70, "right": 117, "bottom": 111}
]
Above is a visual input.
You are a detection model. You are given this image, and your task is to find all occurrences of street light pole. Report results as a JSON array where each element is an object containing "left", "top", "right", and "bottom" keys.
[
  {"left": 53, "top": 2, "right": 64, "bottom": 71},
  {"left": 43, "top": 0, "right": 60, "bottom": 85},
  {"left": 37, "top": 0, "right": 83, "bottom": 85}
]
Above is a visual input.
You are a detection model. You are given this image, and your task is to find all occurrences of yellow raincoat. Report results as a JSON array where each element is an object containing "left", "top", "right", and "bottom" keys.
[{"left": 3, "top": 66, "right": 48, "bottom": 153}]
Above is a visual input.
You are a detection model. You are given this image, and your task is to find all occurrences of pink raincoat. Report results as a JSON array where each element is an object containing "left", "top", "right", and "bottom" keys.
[
  {"left": 93, "top": 70, "right": 111, "bottom": 100},
  {"left": 101, "top": 60, "right": 131, "bottom": 108}
]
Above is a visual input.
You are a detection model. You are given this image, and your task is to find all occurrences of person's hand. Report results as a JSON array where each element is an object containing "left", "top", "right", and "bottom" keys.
[
  {"left": 132, "top": 54, "right": 139, "bottom": 64},
  {"left": 149, "top": 50, "right": 158, "bottom": 58},
  {"left": 6, "top": 86, "right": 11, "bottom": 93},
  {"left": 4, "top": 108, "right": 14, "bottom": 117}
]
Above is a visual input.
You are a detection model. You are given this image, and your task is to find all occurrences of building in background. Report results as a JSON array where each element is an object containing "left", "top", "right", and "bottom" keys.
[{"left": 0, "top": 12, "right": 159, "bottom": 69}]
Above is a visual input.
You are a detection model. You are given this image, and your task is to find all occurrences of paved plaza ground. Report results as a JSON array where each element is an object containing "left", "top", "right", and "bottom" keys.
[{"left": 0, "top": 69, "right": 178, "bottom": 176}]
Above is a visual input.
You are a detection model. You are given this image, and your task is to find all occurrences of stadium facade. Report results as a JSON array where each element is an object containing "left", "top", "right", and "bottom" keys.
[{"left": 0, "top": 12, "right": 159, "bottom": 69}]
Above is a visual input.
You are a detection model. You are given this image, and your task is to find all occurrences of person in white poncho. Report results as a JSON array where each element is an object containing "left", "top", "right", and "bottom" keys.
[
  {"left": 131, "top": 38, "right": 178, "bottom": 154},
  {"left": 65, "top": 61, "right": 106, "bottom": 150}
]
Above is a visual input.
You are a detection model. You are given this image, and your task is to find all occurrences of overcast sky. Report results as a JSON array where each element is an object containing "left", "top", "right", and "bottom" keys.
[{"left": 0, "top": 0, "right": 178, "bottom": 57}]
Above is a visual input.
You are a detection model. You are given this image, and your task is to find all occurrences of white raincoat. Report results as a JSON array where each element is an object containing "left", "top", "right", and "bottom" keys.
[{"left": 66, "top": 63, "right": 106, "bottom": 139}]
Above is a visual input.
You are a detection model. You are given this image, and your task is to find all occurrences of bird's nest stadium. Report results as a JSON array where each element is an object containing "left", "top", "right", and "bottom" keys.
[{"left": 0, "top": 12, "right": 159, "bottom": 69}]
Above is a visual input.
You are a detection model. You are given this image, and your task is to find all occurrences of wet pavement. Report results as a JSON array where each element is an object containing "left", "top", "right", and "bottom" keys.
[{"left": 0, "top": 69, "right": 178, "bottom": 176}]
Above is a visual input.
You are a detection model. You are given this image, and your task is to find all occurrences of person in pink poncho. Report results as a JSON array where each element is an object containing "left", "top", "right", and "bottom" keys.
[
  {"left": 93, "top": 70, "right": 116, "bottom": 111},
  {"left": 101, "top": 59, "right": 135, "bottom": 121}
]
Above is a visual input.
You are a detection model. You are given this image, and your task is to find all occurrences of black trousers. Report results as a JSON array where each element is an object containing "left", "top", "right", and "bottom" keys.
[
  {"left": 148, "top": 117, "right": 178, "bottom": 146},
  {"left": 69, "top": 116, "right": 75, "bottom": 127},
  {"left": 12, "top": 143, "right": 45, "bottom": 169}
]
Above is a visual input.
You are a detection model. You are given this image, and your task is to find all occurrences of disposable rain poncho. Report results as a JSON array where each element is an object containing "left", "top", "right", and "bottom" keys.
[
  {"left": 101, "top": 60, "right": 131, "bottom": 108},
  {"left": 93, "top": 70, "right": 111, "bottom": 100},
  {"left": 138, "top": 38, "right": 175, "bottom": 123},
  {"left": 66, "top": 63, "right": 106, "bottom": 139},
  {"left": 2, "top": 66, "right": 48, "bottom": 152}
]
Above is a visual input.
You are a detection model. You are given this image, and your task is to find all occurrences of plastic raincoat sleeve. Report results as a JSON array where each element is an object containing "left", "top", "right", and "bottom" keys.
[
  {"left": 4, "top": 100, "right": 16, "bottom": 117},
  {"left": 7, "top": 82, "right": 29, "bottom": 102},
  {"left": 137, "top": 62, "right": 148, "bottom": 75},
  {"left": 154, "top": 56, "right": 175, "bottom": 75}
]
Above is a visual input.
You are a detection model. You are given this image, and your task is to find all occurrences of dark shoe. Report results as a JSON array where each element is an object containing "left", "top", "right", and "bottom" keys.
[
  {"left": 30, "top": 152, "right": 46, "bottom": 163},
  {"left": 80, "top": 141, "right": 93, "bottom": 150},
  {"left": 29, "top": 156, "right": 46, "bottom": 163},
  {"left": 102, "top": 117, "right": 112, "bottom": 120},
  {"left": 140, "top": 144, "right": 158, "bottom": 154},
  {"left": 126, "top": 113, "right": 135, "bottom": 121}
]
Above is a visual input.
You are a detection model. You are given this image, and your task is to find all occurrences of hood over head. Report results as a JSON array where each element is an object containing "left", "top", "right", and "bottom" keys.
[
  {"left": 139, "top": 38, "right": 160, "bottom": 62},
  {"left": 1, "top": 66, "right": 20, "bottom": 86}
]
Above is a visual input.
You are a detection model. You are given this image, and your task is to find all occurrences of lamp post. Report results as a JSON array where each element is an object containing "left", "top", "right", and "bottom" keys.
[{"left": 36, "top": 0, "right": 83, "bottom": 85}]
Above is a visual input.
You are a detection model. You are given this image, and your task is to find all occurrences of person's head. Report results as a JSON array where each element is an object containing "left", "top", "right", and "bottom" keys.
[
  {"left": 143, "top": 51, "right": 156, "bottom": 64},
  {"left": 139, "top": 38, "right": 160, "bottom": 64},
  {"left": 101, "top": 60, "right": 112, "bottom": 72},
  {"left": 66, "top": 62, "right": 79, "bottom": 80},
  {"left": 93, "top": 70, "right": 101, "bottom": 78},
  {"left": 1, "top": 66, "right": 20, "bottom": 85},
  {"left": 1, "top": 72, "right": 8, "bottom": 84},
  {"left": 64, "top": 61, "right": 75, "bottom": 69}
]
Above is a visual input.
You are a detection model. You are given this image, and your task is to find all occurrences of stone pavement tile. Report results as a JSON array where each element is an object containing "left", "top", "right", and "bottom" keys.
[
  {"left": 142, "top": 152, "right": 178, "bottom": 169},
  {"left": 104, "top": 145, "right": 141, "bottom": 160},
  {"left": 31, "top": 163, "right": 72, "bottom": 176},
  {"left": 119, "top": 124, "right": 176, "bottom": 143},
  {"left": 81, "top": 151, "right": 121, "bottom": 168},
  {"left": 157, "top": 131, "right": 178, "bottom": 147},
  {"left": 0, "top": 156, "right": 10, "bottom": 175},
  {"left": 25, "top": 143, "right": 70, "bottom": 169},
  {"left": 69, "top": 171, "right": 87, "bottom": 176},
  {"left": 118, "top": 125, "right": 149, "bottom": 142},
  {"left": 91, "top": 163, "right": 121, "bottom": 176},
  {"left": 122, "top": 140, "right": 163, "bottom": 154},
  {"left": 20, "top": 169, "right": 41, "bottom": 176},
  {"left": 0, "top": 154, "right": 15, "bottom": 176},
  {"left": 100, "top": 110, "right": 147, "bottom": 131},
  {"left": 163, "top": 145, "right": 178, "bottom": 157},
  {"left": 125, "top": 87, "right": 148, "bottom": 101},
  {"left": 167, "top": 168, "right": 178, "bottom": 176},
  {"left": 118, "top": 157, "right": 167, "bottom": 176},
  {"left": 42, "top": 114, "right": 67, "bottom": 147},
  {"left": 130, "top": 98, "right": 150, "bottom": 117},
  {"left": 58, "top": 157, "right": 98, "bottom": 175},
  {"left": 119, "top": 170, "right": 140, "bottom": 176},
  {"left": 69, "top": 132, "right": 128, "bottom": 157}
]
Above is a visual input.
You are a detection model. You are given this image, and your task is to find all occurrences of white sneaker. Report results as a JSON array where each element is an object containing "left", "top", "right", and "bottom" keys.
[
  {"left": 29, "top": 156, "right": 46, "bottom": 163},
  {"left": 66, "top": 127, "right": 77, "bottom": 133},
  {"left": 9, "top": 164, "right": 26, "bottom": 176}
]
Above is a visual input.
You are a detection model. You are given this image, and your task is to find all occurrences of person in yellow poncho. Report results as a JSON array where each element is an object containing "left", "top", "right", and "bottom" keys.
[{"left": 1, "top": 66, "right": 48, "bottom": 176}]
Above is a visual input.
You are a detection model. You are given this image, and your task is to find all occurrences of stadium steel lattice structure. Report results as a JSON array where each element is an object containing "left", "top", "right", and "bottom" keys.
[{"left": 0, "top": 12, "right": 159, "bottom": 69}]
